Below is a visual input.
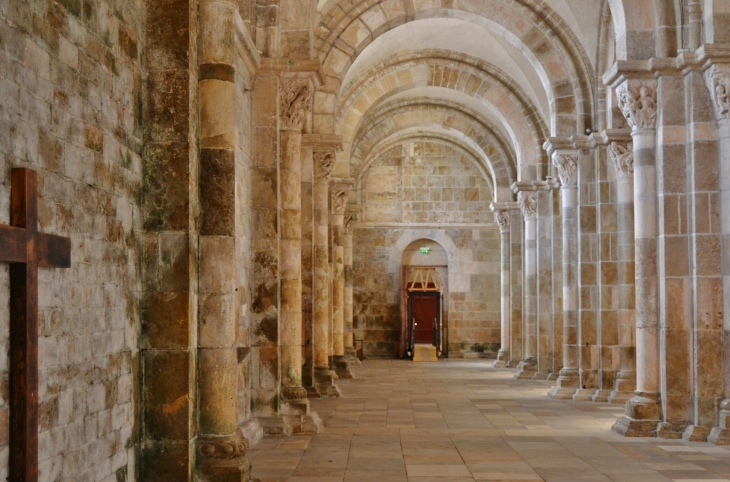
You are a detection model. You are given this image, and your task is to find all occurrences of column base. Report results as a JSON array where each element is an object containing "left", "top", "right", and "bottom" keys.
[
  {"left": 196, "top": 435, "right": 256, "bottom": 482},
  {"left": 546, "top": 372, "right": 559, "bottom": 381},
  {"left": 573, "top": 389, "right": 596, "bottom": 401},
  {"left": 237, "top": 418, "right": 264, "bottom": 448},
  {"left": 532, "top": 372, "right": 551, "bottom": 380},
  {"left": 345, "top": 346, "right": 362, "bottom": 366},
  {"left": 608, "top": 374, "right": 636, "bottom": 405},
  {"left": 493, "top": 349, "right": 509, "bottom": 368},
  {"left": 607, "top": 390, "right": 634, "bottom": 405},
  {"left": 332, "top": 355, "right": 354, "bottom": 379},
  {"left": 708, "top": 427, "right": 730, "bottom": 445},
  {"left": 514, "top": 358, "right": 537, "bottom": 379},
  {"left": 314, "top": 366, "right": 341, "bottom": 398},
  {"left": 708, "top": 402, "right": 730, "bottom": 445},
  {"left": 591, "top": 389, "right": 612, "bottom": 402},
  {"left": 258, "top": 414, "right": 323, "bottom": 436},
  {"left": 277, "top": 386, "right": 323, "bottom": 434},
  {"left": 612, "top": 394, "right": 661, "bottom": 437},
  {"left": 657, "top": 422, "right": 686, "bottom": 439},
  {"left": 682, "top": 425, "right": 711, "bottom": 442},
  {"left": 548, "top": 369, "right": 578, "bottom": 400}
]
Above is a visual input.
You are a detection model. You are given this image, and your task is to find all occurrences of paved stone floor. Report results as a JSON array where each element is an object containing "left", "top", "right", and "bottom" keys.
[{"left": 249, "top": 360, "right": 730, "bottom": 481}]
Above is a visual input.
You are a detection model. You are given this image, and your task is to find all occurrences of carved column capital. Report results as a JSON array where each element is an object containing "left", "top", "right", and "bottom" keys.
[
  {"left": 615, "top": 79, "right": 658, "bottom": 130},
  {"left": 608, "top": 141, "right": 634, "bottom": 178},
  {"left": 517, "top": 191, "right": 538, "bottom": 221},
  {"left": 494, "top": 210, "right": 510, "bottom": 233},
  {"left": 704, "top": 64, "right": 730, "bottom": 123},
  {"left": 345, "top": 211, "right": 358, "bottom": 233},
  {"left": 332, "top": 188, "right": 348, "bottom": 215},
  {"left": 552, "top": 152, "right": 578, "bottom": 186},
  {"left": 279, "top": 78, "right": 313, "bottom": 131},
  {"left": 314, "top": 150, "right": 336, "bottom": 180}
]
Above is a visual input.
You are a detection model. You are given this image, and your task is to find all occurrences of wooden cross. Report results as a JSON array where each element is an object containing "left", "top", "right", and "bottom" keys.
[{"left": 0, "top": 169, "right": 70, "bottom": 482}]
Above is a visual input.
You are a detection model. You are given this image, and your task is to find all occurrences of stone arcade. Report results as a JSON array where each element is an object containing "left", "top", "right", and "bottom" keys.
[{"left": 2, "top": 0, "right": 730, "bottom": 480}]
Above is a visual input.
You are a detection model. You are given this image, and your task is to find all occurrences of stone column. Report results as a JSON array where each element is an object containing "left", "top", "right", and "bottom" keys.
[
  {"left": 508, "top": 209, "right": 524, "bottom": 367},
  {"left": 549, "top": 149, "right": 580, "bottom": 400},
  {"left": 609, "top": 77, "right": 662, "bottom": 436},
  {"left": 491, "top": 203, "right": 517, "bottom": 368},
  {"left": 607, "top": 139, "right": 637, "bottom": 405},
  {"left": 514, "top": 188, "right": 538, "bottom": 379},
  {"left": 331, "top": 184, "right": 354, "bottom": 378},
  {"left": 196, "top": 0, "right": 252, "bottom": 477},
  {"left": 344, "top": 211, "right": 360, "bottom": 365},
  {"left": 705, "top": 61, "right": 730, "bottom": 445},
  {"left": 312, "top": 150, "right": 340, "bottom": 396},
  {"left": 682, "top": 66, "right": 723, "bottom": 441},
  {"left": 277, "top": 78, "right": 321, "bottom": 434}
]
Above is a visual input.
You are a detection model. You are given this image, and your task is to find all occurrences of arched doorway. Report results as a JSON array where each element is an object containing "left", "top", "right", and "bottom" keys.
[{"left": 400, "top": 239, "right": 448, "bottom": 358}]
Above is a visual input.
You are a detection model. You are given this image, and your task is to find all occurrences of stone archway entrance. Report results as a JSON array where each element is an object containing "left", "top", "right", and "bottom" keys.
[{"left": 400, "top": 240, "right": 448, "bottom": 359}]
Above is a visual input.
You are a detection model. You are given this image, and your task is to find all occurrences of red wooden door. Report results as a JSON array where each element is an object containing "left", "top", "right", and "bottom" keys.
[{"left": 412, "top": 295, "right": 437, "bottom": 344}]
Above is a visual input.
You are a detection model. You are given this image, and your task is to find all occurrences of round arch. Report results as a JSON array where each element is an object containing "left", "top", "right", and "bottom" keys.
[{"left": 314, "top": 0, "right": 595, "bottom": 134}]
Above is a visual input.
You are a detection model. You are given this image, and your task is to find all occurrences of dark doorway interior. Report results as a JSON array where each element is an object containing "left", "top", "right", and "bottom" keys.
[{"left": 407, "top": 292, "right": 441, "bottom": 355}]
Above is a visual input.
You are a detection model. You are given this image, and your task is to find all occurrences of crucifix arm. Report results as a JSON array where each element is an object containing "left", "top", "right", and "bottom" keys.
[{"left": 0, "top": 225, "right": 71, "bottom": 268}]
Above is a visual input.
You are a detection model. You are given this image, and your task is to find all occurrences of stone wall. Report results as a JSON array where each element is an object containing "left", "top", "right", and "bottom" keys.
[
  {"left": 0, "top": 0, "right": 144, "bottom": 479},
  {"left": 353, "top": 139, "right": 500, "bottom": 359},
  {"left": 361, "top": 142, "right": 493, "bottom": 224},
  {"left": 353, "top": 227, "right": 501, "bottom": 358}
]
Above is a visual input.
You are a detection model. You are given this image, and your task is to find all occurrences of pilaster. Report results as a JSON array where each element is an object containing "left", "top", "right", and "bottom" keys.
[{"left": 700, "top": 53, "right": 730, "bottom": 445}]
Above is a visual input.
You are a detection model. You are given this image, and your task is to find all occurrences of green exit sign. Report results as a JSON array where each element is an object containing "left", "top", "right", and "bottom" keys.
[{"left": 420, "top": 247, "right": 430, "bottom": 254}]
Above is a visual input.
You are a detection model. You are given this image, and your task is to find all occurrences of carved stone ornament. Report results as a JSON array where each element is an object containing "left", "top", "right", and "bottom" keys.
[
  {"left": 615, "top": 80, "right": 657, "bottom": 130},
  {"left": 345, "top": 211, "right": 358, "bottom": 230},
  {"left": 552, "top": 153, "right": 578, "bottom": 186},
  {"left": 517, "top": 191, "right": 538, "bottom": 221},
  {"left": 608, "top": 141, "right": 634, "bottom": 177},
  {"left": 279, "top": 79, "right": 313, "bottom": 131},
  {"left": 333, "top": 189, "right": 348, "bottom": 214},
  {"left": 705, "top": 65, "right": 730, "bottom": 121},
  {"left": 280, "top": 386, "right": 308, "bottom": 401},
  {"left": 494, "top": 210, "right": 510, "bottom": 233},
  {"left": 314, "top": 151, "right": 336, "bottom": 180},
  {"left": 197, "top": 436, "right": 248, "bottom": 460}
]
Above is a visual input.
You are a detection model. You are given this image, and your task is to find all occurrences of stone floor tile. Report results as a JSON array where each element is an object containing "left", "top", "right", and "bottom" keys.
[{"left": 249, "top": 360, "right": 730, "bottom": 482}]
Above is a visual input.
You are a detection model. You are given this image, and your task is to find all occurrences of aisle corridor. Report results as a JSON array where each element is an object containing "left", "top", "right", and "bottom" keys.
[{"left": 249, "top": 361, "right": 730, "bottom": 482}]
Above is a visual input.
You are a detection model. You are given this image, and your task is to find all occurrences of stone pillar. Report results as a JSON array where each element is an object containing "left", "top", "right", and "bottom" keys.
[
  {"left": 508, "top": 209, "right": 524, "bottom": 367},
  {"left": 705, "top": 61, "right": 730, "bottom": 445},
  {"left": 312, "top": 150, "right": 340, "bottom": 397},
  {"left": 277, "top": 77, "right": 321, "bottom": 434},
  {"left": 344, "top": 211, "right": 360, "bottom": 365},
  {"left": 514, "top": 188, "right": 538, "bottom": 379},
  {"left": 655, "top": 73, "right": 692, "bottom": 438},
  {"left": 548, "top": 149, "right": 581, "bottom": 400},
  {"left": 606, "top": 139, "right": 637, "bottom": 405},
  {"left": 682, "top": 66, "right": 724, "bottom": 442},
  {"left": 535, "top": 186, "right": 557, "bottom": 380},
  {"left": 196, "top": 0, "right": 253, "bottom": 477},
  {"left": 300, "top": 143, "right": 315, "bottom": 395},
  {"left": 609, "top": 76, "right": 662, "bottom": 436},
  {"left": 331, "top": 184, "right": 354, "bottom": 379},
  {"left": 491, "top": 203, "right": 517, "bottom": 368}
]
